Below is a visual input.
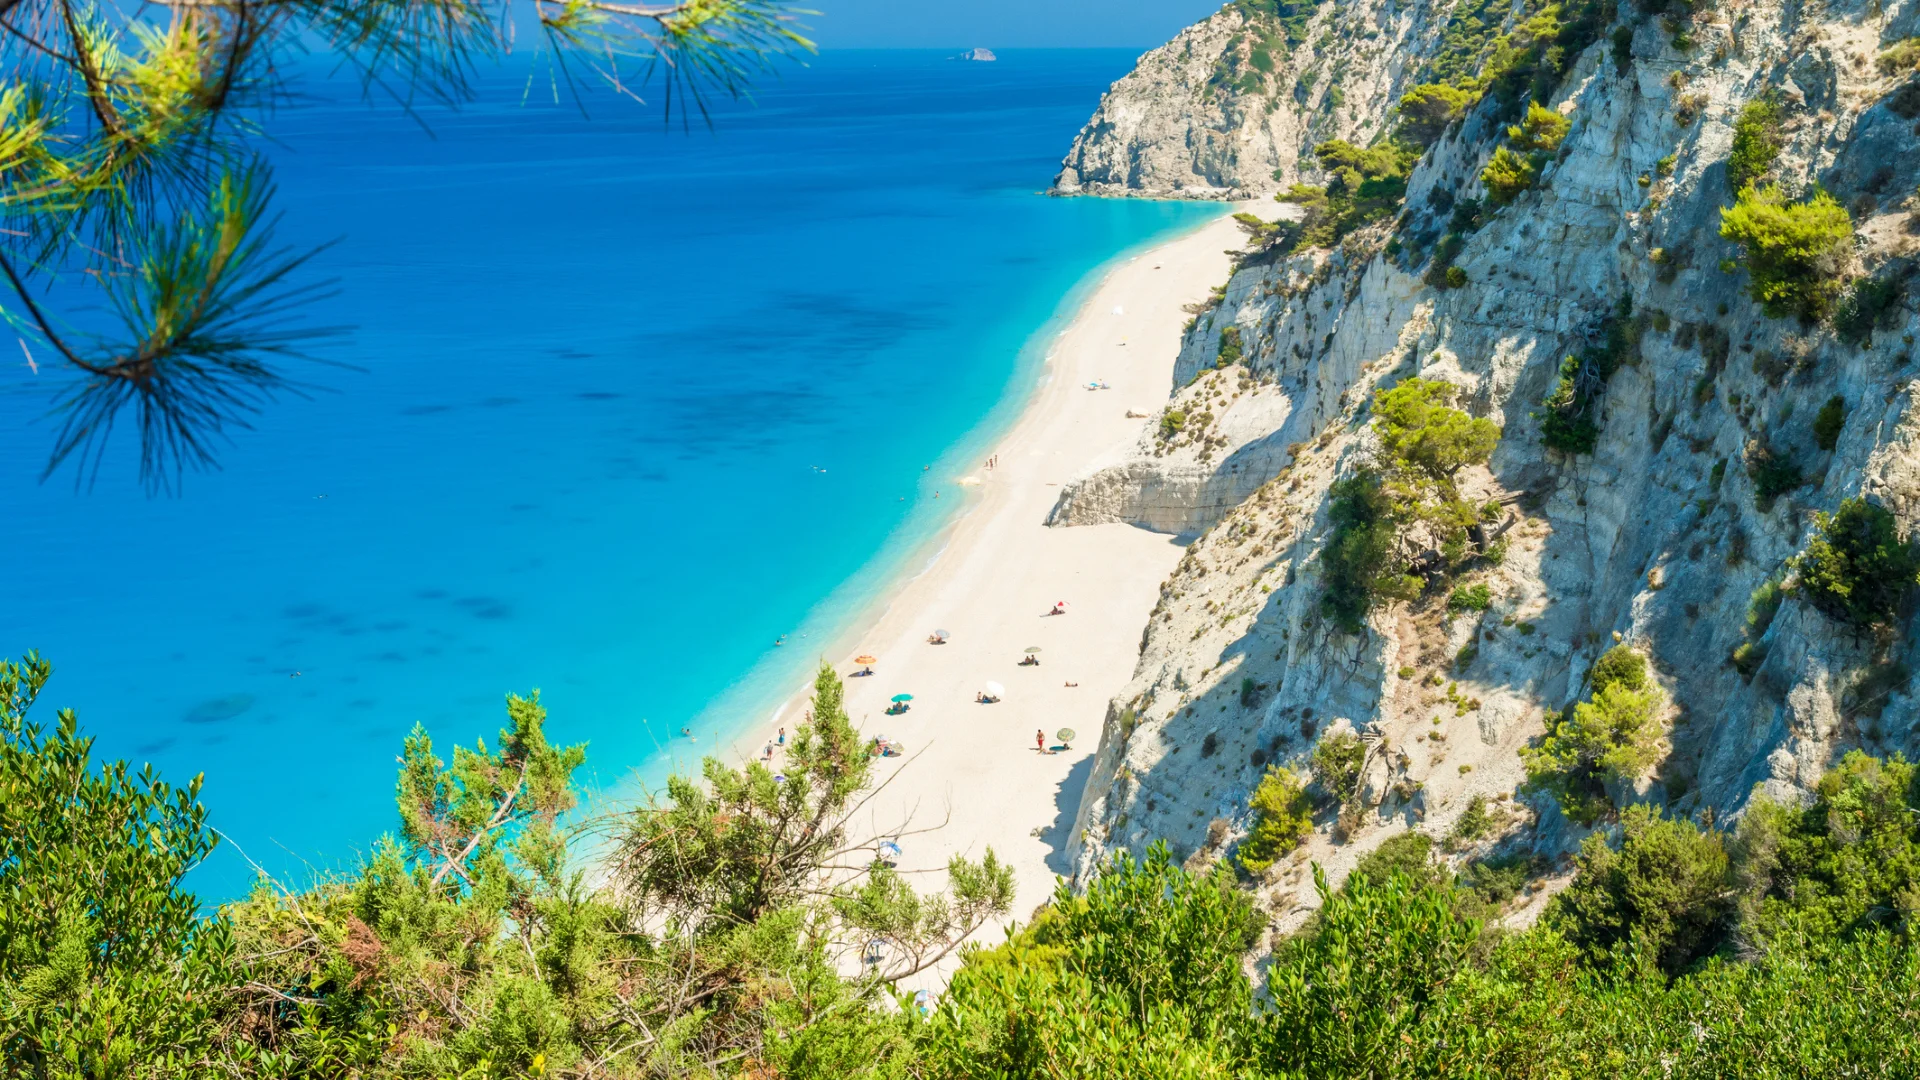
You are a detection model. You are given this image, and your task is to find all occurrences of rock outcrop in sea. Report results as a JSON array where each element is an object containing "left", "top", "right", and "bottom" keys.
[{"left": 1050, "top": 0, "right": 1920, "bottom": 935}]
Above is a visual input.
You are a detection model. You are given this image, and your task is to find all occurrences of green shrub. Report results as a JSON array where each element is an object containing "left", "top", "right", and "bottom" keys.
[
  {"left": 1446, "top": 795, "right": 1496, "bottom": 851},
  {"left": 1281, "top": 139, "right": 1421, "bottom": 254},
  {"left": 1611, "top": 24, "right": 1634, "bottom": 72},
  {"left": 1239, "top": 767, "right": 1313, "bottom": 873},
  {"left": 1792, "top": 497, "right": 1920, "bottom": 626},
  {"left": 1349, "top": 832, "right": 1441, "bottom": 891},
  {"left": 1546, "top": 805, "right": 1732, "bottom": 977},
  {"left": 1719, "top": 184, "right": 1853, "bottom": 320},
  {"left": 1507, "top": 102, "right": 1570, "bottom": 152},
  {"left": 1217, "top": 325, "right": 1245, "bottom": 366},
  {"left": 1811, "top": 395, "right": 1846, "bottom": 451},
  {"left": 1322, "top": 380, "right": 1502, "bottom": 631},
  {"left": 1398, "top": 82, "right": 1473, "bottom": 145},
  {"left": 1480, "top": 145, "right": 1539, "bottom": 205},
  {"left": 1443, "top": 264, "right": 1469, "bottom": 288},
  {"left": 1161, "top": 409, "right": 1187, "bottom": 437},
  {"left": 1523, "top": 681, "right": 1665, "bottom": 825},
  {"left": 1539, "top": 354, "right": 1600, "bottom": 452},
  {"left": 1447, "top": 582, "right": 1493, "bottom": 613},
  {"left": 1832, "top": 271, "right": 1907, "bottom": 347},
  {"left": 1727, "top": 95, "right": 1783, "bottom": 193},
  {"left": 1538, "top": 297, "right": 1642, "bottom": 455},
  {"left": 1589, "top": 644, "right": 1648, "bottom": 695},
  {"left": 1876, "top": 37, "right": 1920, "bottom": 75},
  {"left": 1459, "top": 852, "right": 1536, "bottom": 905},
  {"left": 1745, "top": 441, "right": 1805, "bottom": 507},
  {"left": 1373, "top": 378, "right": 1502, "bottom": 487},
  {"left": 1747, "top": 574, "right": 1785, "bottom": 637},
  {"left": 1320, "top": 469, "right": 1419, "bottom": 633},
  {"left": 1311, "top": 731, "right": 1367, "bottom": 805}
]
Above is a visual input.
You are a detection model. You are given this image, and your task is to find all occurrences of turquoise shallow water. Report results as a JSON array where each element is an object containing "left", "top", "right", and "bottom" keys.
[{"left": 0, "top": 49, "right": 1218, "bottom": 896}]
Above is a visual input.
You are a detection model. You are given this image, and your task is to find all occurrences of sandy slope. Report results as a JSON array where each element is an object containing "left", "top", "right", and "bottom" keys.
[{"left": 752, "top": 206, "right": 1254, "bottom": 990}]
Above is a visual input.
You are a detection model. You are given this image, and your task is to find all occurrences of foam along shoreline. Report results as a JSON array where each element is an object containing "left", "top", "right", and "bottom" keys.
[{"left": 745, "top": 204, "right": 1262, "bottom": 991}]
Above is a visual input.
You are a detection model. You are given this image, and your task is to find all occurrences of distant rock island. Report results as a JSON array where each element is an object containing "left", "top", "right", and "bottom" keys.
[{"left": 957, "top": 47, "right": 996, "bottom": 62}]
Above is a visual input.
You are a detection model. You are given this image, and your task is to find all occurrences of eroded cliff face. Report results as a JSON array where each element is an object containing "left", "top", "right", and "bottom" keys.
[
  {"left": 1055, "top": 0, "right": 1920, "bottom": 935},
  {"left": 1051, "top": 0, "right": 1440, "bottom": 198}
]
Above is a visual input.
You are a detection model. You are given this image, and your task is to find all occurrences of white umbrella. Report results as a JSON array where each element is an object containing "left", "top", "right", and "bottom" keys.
[{"left": 983, "top": 681, "right": 1006, "bottom": 700}]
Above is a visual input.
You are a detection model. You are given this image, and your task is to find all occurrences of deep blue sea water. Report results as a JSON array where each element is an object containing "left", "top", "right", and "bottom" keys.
[{"left": 1, "top": 50, "right": 1218, "bottom": 896}]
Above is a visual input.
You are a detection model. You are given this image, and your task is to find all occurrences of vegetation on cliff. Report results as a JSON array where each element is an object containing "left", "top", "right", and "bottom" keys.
[
  {"left": 1321, "top": 379, "right": 1501, "bottom": 634},
  {"left": 1720, "top": 184, "right": 1855, "bottom": 320}
]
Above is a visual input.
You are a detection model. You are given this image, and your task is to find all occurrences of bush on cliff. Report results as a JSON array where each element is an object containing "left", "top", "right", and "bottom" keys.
[
  {"left": 1238, "top": 767, "right": 1314, "bottom": 873},
  {"left": 1399, "top": 82, "right": 1474, "bottom": 145},
  {"left": 1320, "top": 469, "right": 1420, "bottom": 633},
  {"left": 1523, "top": 653, "right": 1665, "bottom": 825},
  {"left": 1792, "top": 497, "right": 1920, "bottom": 627},
  {"left": 1719, "top": 184, "right": 1854, "bottom": 320},
  {"left": 1727, "top": 95, "right": 1783, "bottom": 193}
]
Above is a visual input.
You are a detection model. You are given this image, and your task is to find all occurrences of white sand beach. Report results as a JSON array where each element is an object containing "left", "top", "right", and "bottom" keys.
[{"left": 746, "top": 206, "right": 1257, "bottom": 989}]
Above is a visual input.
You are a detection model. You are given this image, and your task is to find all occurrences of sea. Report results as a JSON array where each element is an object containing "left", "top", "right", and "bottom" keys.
[{"left": 0, "top": 49, "right": 1221, "bottom": 897}]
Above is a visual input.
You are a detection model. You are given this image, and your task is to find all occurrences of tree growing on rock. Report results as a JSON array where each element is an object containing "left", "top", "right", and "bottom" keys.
[
  {"left": 1791, "top": 497, "right": 1920, "bottom": 627},
  {"left": 1719, "top": 184, "right": 1854, "bottom": 320},
  {"left": 1321, "top": 379, "right": 1500, "bottom": 633},
  {"left": 1523, "top": 647, "right": 1665, "bottom": 825}
]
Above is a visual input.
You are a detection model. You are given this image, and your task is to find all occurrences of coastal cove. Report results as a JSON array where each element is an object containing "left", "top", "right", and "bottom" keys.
[{"left": 0, "top": 50, "right": 1223, "bottom": 898}]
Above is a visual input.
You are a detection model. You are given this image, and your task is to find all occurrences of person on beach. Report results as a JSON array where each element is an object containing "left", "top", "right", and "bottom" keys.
[
  {"left": 1036, "top": 729, "right": 1047, "bottom": 754},
  {"left": 777, "top": 727, "right": 786, "bottom": 746},
  {"left": 763, "top": 743, "right": 774, "bottom": 761}
]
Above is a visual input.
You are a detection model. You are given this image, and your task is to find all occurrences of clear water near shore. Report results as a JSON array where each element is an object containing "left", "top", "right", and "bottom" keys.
[{"left": 0, "top": 50, "right": 1219, "bottom": 896}]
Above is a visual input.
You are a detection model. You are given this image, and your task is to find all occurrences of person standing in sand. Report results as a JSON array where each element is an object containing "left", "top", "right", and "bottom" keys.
[{"left": 1036, "top": 729, "right": 1047, "bottom": 754}]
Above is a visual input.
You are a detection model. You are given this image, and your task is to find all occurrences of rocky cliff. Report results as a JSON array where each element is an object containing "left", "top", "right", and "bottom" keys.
[
  {"left": 1053, "top": 0, "right": 1920, "bottom": 936},
  {"left": 1053, "top": 0, "right": 1514, "bottom": 198}
]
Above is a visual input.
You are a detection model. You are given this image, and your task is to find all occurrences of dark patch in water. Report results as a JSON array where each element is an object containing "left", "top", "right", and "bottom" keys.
[
  {"left": 549, "top": 347, "right": 594, "bottom": 359},
  {"left": 509, "top": 503, "right": 537, "bottom": 512},
  {"left": 422, "top": 645, "right": 442, "bottom": 656},
  {"left": 373, "top": 620, "right": 409, "bottom": 632},
  {"left": 348, "top": 698, "right": 377, "bottom": 710},
  {"left": 576, "top": 391, "right": 622, "bottom": 401},
  {"left": 401, "top": 404, "right": 452, "bottom": 416},
  {"left": 373, "top": 651, "right": 407, "bottom": 663},
  {"left": 416, "top": 588, "right": 449, "bottom": 600},
  {"left": 285, "top": 602, "right": 325, "bottom": 619},
  {"left": 454, "top": 596, "right": 514, "bottom": 618},
  {"left": 183, "top": 694, "right": 255, "bottom": 724},
  {"left": 480, "top": 397, "right": 522, "bottom": 408},
  {"left": 137, "top": 738, "right": 176, "bottom": 755},
  {"left": 200, "top": 734, "right": 229, "bottom": 746}
]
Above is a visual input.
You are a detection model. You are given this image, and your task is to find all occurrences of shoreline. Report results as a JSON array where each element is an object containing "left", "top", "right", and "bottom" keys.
[
  {"left": 736, "top": 204, "right": 1258, "bottom": 989},
  {"left": 628, "top": 206, "right": 1238, "bottom": 784}
]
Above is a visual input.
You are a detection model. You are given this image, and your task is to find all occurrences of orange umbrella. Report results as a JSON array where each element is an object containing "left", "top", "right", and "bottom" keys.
[{"left": 854, "top": 654, "right": 878, "bottom": 665}]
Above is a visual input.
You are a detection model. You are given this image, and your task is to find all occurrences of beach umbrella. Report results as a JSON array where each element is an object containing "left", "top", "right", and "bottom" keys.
[
  {"left": 1056, "top": 728, "right": 1076, "bottom": 743},
  {"left": 878, "top": 839, "right": 902, "bottom": 858},
  {"left": 891, "top": 693, "right": 914, "bottom": 703},
  {"left": 1024, "top": 646, "right": 1042, "bottom": 654},
  {"left": 984, "top": 681, "right": 1006, "bottom": 699},
  {"left": 932, "top": 629, "right": 950, "bottom": 642},
  {"left": 854, "top": 654, "right": 878, "bottom": 665}
]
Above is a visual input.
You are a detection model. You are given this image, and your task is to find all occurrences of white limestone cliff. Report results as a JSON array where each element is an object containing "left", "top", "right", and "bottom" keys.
[{"left": 1051, "top": 0, "right": 1920, "bottom": 937}]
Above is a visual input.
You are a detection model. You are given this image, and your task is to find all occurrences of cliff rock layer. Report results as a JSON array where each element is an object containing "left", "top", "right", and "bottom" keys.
[{"left": 1054, "top": 0, "right": 1920, "bottom": 934}]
